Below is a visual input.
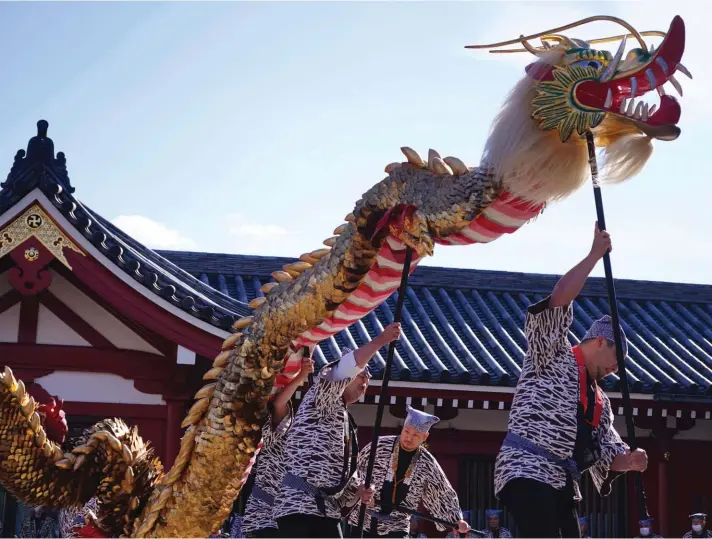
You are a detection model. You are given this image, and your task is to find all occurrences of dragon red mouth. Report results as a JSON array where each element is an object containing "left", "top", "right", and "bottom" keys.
[{"left": 575, "top": 15, "right": 687, "bottom": 140}]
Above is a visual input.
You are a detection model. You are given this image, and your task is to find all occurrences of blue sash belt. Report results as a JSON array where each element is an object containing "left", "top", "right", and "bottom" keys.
[
  {"left": 502, "top": 432, "right": 581, "bottom": 481},
  {"left": 250, "top": 482, "right": 275, "bottom": 506},
  {"left": 282, "top": 472, "right": 330, "bottom": 515}
]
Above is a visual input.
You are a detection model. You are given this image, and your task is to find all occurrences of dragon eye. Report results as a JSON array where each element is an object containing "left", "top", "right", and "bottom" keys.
[
  {"left": 573, "top": 60, "right": 603, "bottom": 69},
  {"left": 573, "top": 59, "right": 603, "bottom": 70}
]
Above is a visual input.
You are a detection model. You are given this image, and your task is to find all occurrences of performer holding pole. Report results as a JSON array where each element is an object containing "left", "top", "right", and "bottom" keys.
[
  {"left": 242, "top": 354, "right": 314, "bottom": 538},
  {"left": 494, "top": 224, "right": 648, "bottom": 537},
  {"left": 356, "top": 247, "right": 414, "bottom": 535},
  {"left": 272, "top": 323, "right": 402, "bottom": 538},
  {"left": 343, "top": 406, "right": 469, "bottom": 538}
]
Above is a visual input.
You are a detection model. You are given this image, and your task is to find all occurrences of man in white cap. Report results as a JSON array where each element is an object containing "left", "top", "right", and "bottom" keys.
[
  {"left": 684, "top": 513, "right": 712, "bottom": 538},
  {"left": 494, "top": 223, "right": 648, "bottom": 537},
  {"left": 273, "top": 322, "right": 402, "bottom": 538},
  {"left": 344, "top": 405, "right": 469, "bottom": 538}
]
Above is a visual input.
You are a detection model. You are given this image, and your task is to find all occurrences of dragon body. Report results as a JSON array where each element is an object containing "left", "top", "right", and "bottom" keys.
[{"left": 0, "top": 15, "right": 688, "bottom": 538}]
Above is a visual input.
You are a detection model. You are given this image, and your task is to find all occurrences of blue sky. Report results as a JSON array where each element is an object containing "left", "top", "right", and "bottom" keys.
[{"left": 0, "top": 1, "right": 708, "bottom": 284}]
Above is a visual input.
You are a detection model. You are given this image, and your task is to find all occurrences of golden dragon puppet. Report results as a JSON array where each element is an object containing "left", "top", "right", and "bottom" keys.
[{"left": 0, "top": 14, "right": 689, "bottom": 538}]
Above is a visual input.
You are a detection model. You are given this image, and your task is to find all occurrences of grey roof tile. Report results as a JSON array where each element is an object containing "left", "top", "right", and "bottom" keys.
[{"left": 159, "top": 250, "right": 712, "bottom": 396}]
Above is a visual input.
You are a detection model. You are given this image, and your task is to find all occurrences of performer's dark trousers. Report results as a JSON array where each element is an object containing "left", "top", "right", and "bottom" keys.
[
  {"left": 251, "top": 527, "right": 283, "bottom": 538},
  {"left": 500, "top": 475, "right": 580, "bottom": 538},
  {"left": 350, "top": 526, "right": 405, "bottom": 538},
  {"left": 277, "top": 514, "right": 343, "bottom": 538}
]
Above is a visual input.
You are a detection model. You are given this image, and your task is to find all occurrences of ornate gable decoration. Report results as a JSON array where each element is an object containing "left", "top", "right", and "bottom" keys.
[{"left": 0, "top": 203, "right": 84, "bottom": 268}]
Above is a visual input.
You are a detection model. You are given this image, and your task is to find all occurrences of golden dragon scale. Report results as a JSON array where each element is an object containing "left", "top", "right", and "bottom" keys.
[
  {"left": 276, "top": 190, "right": 540, "bottom": 384},
  {"left": 0, "top": 13, "right": 689, "bottom": 538}
]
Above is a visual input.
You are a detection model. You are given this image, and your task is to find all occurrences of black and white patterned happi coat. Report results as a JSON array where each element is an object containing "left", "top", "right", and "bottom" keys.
[
  {"left": 272, "top": 365, "right": 358, "bottom": 521},
  {"left": 242, "top": 411, "right": 292, "bottom": 533},
  {"left": 494, "top": 296, "right": 628, "bottom": 500},
  {"left": 343, "top": 436, "right": 463, "bottom": 535}
]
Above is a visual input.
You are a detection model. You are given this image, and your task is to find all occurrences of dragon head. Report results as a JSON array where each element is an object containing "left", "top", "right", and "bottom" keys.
[{"left": 468, "top": 15, "right": 690, "bottom": 204}]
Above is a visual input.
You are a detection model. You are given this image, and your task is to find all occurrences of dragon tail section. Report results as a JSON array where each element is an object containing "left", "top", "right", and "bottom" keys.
[{"left": 0, "top": 366, "right": 163, "bottom": 538}]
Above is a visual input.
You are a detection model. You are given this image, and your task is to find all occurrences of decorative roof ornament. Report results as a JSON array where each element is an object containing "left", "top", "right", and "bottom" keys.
[{"left": 0, "top": 120, "right": 75, "bottom": 209}]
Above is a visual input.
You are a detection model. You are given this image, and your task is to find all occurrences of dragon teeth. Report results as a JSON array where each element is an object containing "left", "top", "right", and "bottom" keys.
[
  {"left": 658, "top": 86, "right": 666, "bottom": 97},
  {"left": 619, "top": 98, "right": 627, "bottom": 114},
  {"left": 634, "top": 102, "right": 644, "bottom": 119},
  {"left": 669, "top": 75, "right": 683, "bottom": 97},
  {"left": 649, "top": 104, "right": 657, "bottom": 116},
  {"left": 626, "top": 99, "right": 635, "bottom": 116},
  {"left": 645, "top": 69, "right": 656, "bottom": 90},
  {"left": 642, "top": 103, "right": 649, "bottom": 121},
  {"left": 677, "top": 63, "right": 693, "bottom": 79},
  {"left": 604, "top": 88, "right": 613, "bottom": 109},
  {"left": 630, "top": 77, "right": 638, "bottom": 96},
  {"left": 656, "top": 57, "right": 669, "bottom": 75}
]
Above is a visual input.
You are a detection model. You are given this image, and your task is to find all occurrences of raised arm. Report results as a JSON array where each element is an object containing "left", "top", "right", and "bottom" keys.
[
  {"left": 327, "top": 323, "right": 402, "bottom": 382},
  {"left": 354, "top": 323, "right": 402, "bottom": 368},
  {"left": 525, "top": 223, "right": 612, "bottom": 374},
  {"left": 271, "top": 355, "right": 314, "bottom": 427},
  {"left": 550, "top": 222, "right": 612, "bottom": 307}
]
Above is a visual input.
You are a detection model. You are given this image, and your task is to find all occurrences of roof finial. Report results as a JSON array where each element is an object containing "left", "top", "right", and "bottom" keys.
[{"left": 37, "top": 120, "right": 49, "bottom": 138}]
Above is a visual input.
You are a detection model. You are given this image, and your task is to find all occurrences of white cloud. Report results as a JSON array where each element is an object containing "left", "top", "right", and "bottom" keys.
[
  {"left": 226, "top": 214, "right": 288, "bottom": 238},
  {"left": 111, "top": 215, "right": 198, "bottom": 250}
]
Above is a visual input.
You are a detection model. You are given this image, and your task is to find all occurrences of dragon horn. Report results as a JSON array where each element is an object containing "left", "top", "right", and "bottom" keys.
[
  {"left": 519, "top": 36, "right": 548, "bottom": 57},
  {"left": 465, "top": 15, "right": 649, "bottom": 54},
  {"left": 600, "top": 34, "right": 627, "bottom": 82}
]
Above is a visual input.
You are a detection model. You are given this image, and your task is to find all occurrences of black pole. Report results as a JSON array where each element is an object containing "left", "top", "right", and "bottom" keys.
[
  {"left": 302, "top": 346, "right": 314, "bottom": 387},
  {"left": 356, "top": 247, "right": 414, "bottom": 535},
  {"left": 383, "top": 504, "right": 486, "bottom": 537},
  {"left": 585, "top": 131, "right": 648, "bottom": 520}
]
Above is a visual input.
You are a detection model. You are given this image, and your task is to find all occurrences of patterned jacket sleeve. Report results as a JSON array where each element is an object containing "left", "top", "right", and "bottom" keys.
[
  {"left": 524, "top": 295, "right": 574, "bottom": 375},
  {"left": 588, "top": 397, "right": 628, "bottom": 496},
  {"left": 335, "top": 441, "right": 372, "bottom": 509},
  {"left": 422, "top": 454, "right": 464, "bottom": 532}
]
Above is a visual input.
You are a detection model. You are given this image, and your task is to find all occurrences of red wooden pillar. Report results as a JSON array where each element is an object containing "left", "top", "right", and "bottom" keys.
[{"left": 164, "top": 398, "right": 184, "bottom": 468}]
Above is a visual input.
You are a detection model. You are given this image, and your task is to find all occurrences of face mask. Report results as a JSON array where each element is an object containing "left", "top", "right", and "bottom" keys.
[
  {"left": 640, "top": 528, "right": 650, "bottom": 536},
  {"left": 693, "top": 525, "right": 703, "bottom": 533}
]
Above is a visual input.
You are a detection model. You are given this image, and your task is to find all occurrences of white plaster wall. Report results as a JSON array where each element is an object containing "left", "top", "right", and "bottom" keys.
[
  {"left": 36, "top": 304, "right": 90, "bottom": 346},
  {"left": 48, "top": 270, "right": 162, "bottom": 355},
  {"left": 0, "top": 303, "right": 20, "bottom": 343},
  {"left": 34, "top": 371, "right": 165, "bottom": 405}
]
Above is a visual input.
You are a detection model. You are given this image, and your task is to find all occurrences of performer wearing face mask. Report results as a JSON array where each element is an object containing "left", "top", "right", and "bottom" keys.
[
  {"left": 684, "top": 514, "right": 712, "bottom": 538},
  {"left": 345, "top": 406, "right": 469, "bottom": 538},
  {"left": 634, "top": 517, "right": 663, "bottom": 538},
  {"left": 482, "top": 509, "right": 511, "bottom": 538}
]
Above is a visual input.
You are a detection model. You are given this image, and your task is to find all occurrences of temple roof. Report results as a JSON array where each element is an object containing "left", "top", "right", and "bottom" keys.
[
  {"left": 159, "top": 250, "right": 712, "bottom": 397},
  {"left": 0, "top": 121, "right": 249, "bottom": 330}
]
